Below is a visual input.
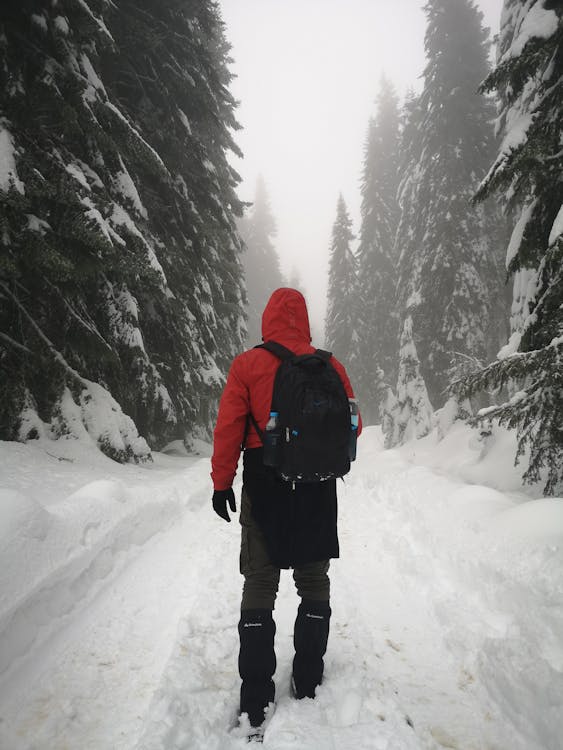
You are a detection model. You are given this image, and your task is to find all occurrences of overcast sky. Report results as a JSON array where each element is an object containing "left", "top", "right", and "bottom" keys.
[{"left": 219, "top": 0, "right": 504, "bottom": 341}]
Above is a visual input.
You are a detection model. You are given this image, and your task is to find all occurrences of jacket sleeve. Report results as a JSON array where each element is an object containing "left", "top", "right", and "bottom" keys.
[
  {"left": 211, "top": 355, "right": 250, "bottom": 490},
  {"left": 330, "top": 356, "right": 363, "bottom": 436}
]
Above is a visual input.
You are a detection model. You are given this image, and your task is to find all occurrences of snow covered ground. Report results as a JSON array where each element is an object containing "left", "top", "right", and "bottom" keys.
[{"left": 0, "top": 424, "right": 561, "bottom": 750}]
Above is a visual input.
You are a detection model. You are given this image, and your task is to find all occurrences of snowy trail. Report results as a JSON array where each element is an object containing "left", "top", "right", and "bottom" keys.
[
  {"left": 136, "top": 447, "right": 506, "bottom": 750},
  {"left": 0, "top": 428, "right": 561, "bottom": 749}
]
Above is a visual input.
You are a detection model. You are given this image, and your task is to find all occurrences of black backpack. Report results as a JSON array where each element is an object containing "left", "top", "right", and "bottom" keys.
[{"left": 248, "top": 340, "right": 352, "bottom": 482}]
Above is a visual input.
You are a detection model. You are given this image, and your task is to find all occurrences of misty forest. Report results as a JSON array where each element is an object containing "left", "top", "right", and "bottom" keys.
[{"left": 0, "top": 1, "right": 562, "bottom": 749}]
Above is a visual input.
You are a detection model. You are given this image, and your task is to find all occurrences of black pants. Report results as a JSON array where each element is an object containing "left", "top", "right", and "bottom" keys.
[
  {"left": 239, "top": 488, "right": 330, "bottom": 610},
  {"left": 238, "top": 488, "right": 332, "bottom": 724}
]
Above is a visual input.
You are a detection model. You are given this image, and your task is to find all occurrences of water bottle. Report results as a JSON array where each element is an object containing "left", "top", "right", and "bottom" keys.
[
  {"left": 263, "top": 411, "right": 281, "bottom": 467},
  {"left": 349, "top": 398, "right": 359, "bottom": 461}
]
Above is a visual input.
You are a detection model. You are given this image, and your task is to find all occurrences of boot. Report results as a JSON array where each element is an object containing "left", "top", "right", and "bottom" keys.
[
  {"left": 238, "top": 608, "right": 276, "bottom": 728},
  {"left": 292, "top": 599, "right": 331, "bottom": 699}
]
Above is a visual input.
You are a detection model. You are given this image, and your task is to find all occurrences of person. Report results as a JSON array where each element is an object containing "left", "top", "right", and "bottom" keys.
[{"left": 211, "top": 287, "right": 361, "bottom": 736}]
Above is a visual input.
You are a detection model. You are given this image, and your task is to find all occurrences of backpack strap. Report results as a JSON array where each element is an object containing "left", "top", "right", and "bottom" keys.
[
  {"left": 257, "top": 342, "right": 332, "bottom": 363},
  {"left": 244, "top": 341, "right": 291, "bottom": 447},
  {"left": 242, "top": 412, "right": 265, "bottom": 448},
  {"left": 255, "top": 340, "right": 295, "bottom": 361},
  {"left": 291, "top": 349, "right": 333, "bottom": 367}
]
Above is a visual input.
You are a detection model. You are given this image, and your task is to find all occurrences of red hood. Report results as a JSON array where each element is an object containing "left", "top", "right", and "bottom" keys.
[{"left": 261, "top": 288, "right": 312, "bottom": 344}]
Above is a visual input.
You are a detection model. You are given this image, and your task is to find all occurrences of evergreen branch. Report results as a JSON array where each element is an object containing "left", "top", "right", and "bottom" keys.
[
  {"left": 42, "top": 279, "right": 113, "bottom": 351},
  {"left": 74, "top": 0, "right": 115, "bottom": 43},
  {"left": 447, "top": 337, "right": 563, "bottom": 408},
  {"left": 126, "top": 4, "right": 171, "bottom": 34},
  {"left": 116, "top": 68, "right": 157, "bottom": 85},
  {"left": 45, "top": 451, "right": 74, "bottom": 463},
  {"left": 0, "top": 281, "right": 88, "bottom": 388},
  {"left": 450, "top": 337, "right": 563, "bottom": 401},
  {"left": 540, "top": 148, "right": 563, "bottom": 162},
  {"left": 0, "top": 332, "right": 33, "bottom": 354}
]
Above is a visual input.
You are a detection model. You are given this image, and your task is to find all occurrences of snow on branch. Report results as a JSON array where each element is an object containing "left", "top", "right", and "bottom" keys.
[
  {"left": 104, "top": 102, "right": 168, "bottom": 174},
  {"left": 0, "top": 281, "right": 90, "bottom": 388},
  {"left": 0, "top": 332, "right": 33, "bottom": 354},
  {"left": 1, "top": 281, "right": 151, "bottom": 463},
  {"left": 75, "top": 0, "right": 114, "bottom": 43},
  {"left": 42, "top": 279, "right": 113, "bottom": 351},
  {"left": 0, "top": 123, "right": 25, "bottom": 194}
]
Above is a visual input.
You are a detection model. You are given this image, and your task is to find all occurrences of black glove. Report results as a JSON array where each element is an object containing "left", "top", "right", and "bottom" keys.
[{"left": 212, "top": 488, "right": 237, "bottom": 522}]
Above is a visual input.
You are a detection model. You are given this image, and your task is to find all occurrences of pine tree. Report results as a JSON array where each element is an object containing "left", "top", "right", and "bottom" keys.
[
  {"left": 101, "top": 0, "right": 247, "bottom": 438},
  {"left": 386, "top": 316, "right": 433, "bottom": 446},
  {"left": 394, "top": 89, "right": 425, "bottom": 319},
  {"left": 325, "top": 196, "right": 361, "bottom": 377},
  {"left": 0, "top": 0, "right": 246, "bottom": 457},
  {"left": 356, "top": 77, "right": 401, "bottom": 424},
  {"left": 0, "top": 0, "right": 152, "bottom": 461},
  {"left": 452, "top": 0, "right": 563, "bottom": 495},
  {"left": 238, "top": 175, "right": 284, "bottom": 344},
  {"left": 395, "top": 0, "right": 500, "bottom": 408}
]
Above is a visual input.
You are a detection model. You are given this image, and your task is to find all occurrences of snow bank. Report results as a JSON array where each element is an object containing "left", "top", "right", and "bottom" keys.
[
  {"left": 19, "top": 384, "right": 152, "bottom": 464},
  {"left": 0, "top": 441, "right": 204, "bottom": 685},
  {"left": 374, "top": 424, "right": 563, "bottom": 750},
  {"left": 77, "top": 383, "right": 152, "bottom": 462},
  {"left": 0, "top": 489, "right": 51, "bottom": 550}
]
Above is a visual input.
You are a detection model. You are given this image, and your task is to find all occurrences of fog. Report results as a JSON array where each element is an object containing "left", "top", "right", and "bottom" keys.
[{"left": 219, "top": 0, "right": 504, "bottom": 341}]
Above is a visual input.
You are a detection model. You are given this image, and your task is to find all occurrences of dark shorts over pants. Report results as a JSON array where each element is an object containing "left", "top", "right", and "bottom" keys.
[{"left": 239, "top": 488, "right": 330, "bottom": 610}]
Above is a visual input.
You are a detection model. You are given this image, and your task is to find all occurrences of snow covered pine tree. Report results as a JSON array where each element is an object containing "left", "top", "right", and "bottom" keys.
[
  {"left": 325, "top": 195, "right": 361, "bottom": 380},
  {"left": 356, "top": 77, "right": 401, "bottom": 424},
  {"left": 394, "top": 0, "right": 503, "bottom": 409},
  {"left": 0, "top": 0, "right": 246, "bottom": 458},
  {"left": 452, "top": 0, "right": 563, "bottom": 495},
  {"left": 387, "top": 315, "right": 433, "bottom": 447}
]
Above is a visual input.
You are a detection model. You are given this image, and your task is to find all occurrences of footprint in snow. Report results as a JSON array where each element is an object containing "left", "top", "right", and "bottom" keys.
[{"left": 333, "top": 690, "right": 363, "bottom": 727}]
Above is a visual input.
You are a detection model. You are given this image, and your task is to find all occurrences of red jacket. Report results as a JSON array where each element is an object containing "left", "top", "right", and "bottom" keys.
[{"left": 211, "top": 288, "right": 361, "bottom": 490}]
